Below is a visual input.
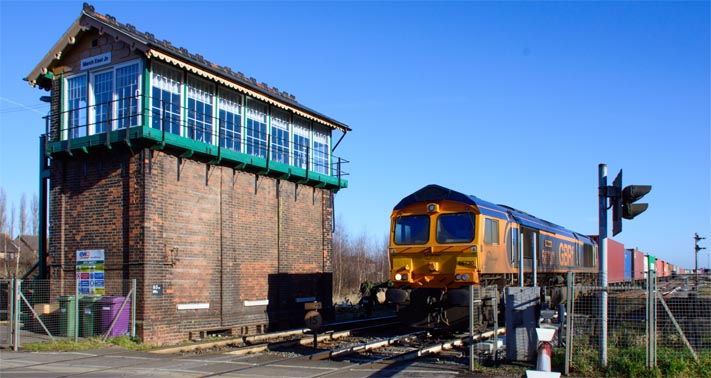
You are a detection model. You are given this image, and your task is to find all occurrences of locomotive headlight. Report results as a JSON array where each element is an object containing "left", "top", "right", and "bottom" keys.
[
  {"left": 462, "top": 273, "right": 470, "bottom": 281},
  {"left": 427, "top": 203, "right": 439, "bottom": 213},
  {"left": 395, "top": 273, "right": 402, "bottom": 281},
  {"left": 455, "top": 274, "right": 462, "bottom": 280}
]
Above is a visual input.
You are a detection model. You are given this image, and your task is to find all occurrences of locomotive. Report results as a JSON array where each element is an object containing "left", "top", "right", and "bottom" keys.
[{"left": 385, "top": 184, "right": 598, "bottom": 329}]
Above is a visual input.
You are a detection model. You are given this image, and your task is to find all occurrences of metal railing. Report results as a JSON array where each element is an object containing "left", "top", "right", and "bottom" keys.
[
  {"left": 564, "top": 271, "right": 711, "bottom": 375},
  {"left": 1, "top": 279, "right": 137, "bottom": 350},
  {"left": 43, "top": 95, "right": 349, "bottom": 181}
]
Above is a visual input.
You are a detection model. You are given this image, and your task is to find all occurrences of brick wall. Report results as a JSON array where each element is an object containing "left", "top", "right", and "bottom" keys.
[{"left": 49, "top": 147, "right": 334, "bottom": 345}]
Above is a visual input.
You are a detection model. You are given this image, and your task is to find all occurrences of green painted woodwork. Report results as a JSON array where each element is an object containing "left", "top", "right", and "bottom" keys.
[{"left": 45, "top": 126, "right": 347, "bottom": 190}]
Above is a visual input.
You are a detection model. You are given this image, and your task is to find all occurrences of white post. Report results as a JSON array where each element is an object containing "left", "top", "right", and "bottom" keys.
[{"left": 598, "top": 164, "right": 608, "bottom": 367}]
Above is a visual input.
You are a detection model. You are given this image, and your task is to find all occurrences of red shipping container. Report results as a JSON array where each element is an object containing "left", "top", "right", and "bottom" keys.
[
  {"left": 631, "top": 249, "right": 645, "bottom": 280},
  {"left": 655, "top": 259, "right": 663, "bottom": 277},
  {"left": 607, "top": 239, "right": 626, "bottom": 283}
]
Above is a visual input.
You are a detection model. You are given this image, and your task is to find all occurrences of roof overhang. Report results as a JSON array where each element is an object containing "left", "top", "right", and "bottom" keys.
[
  {"left": 25, "top": 4, "right": 351, "bottom": 133},
  {"left": 26, "top": 17, "right": 86, "bottom": 90},
  {"left": 147, "top": 49, "right": 348, "bottom": 132}
]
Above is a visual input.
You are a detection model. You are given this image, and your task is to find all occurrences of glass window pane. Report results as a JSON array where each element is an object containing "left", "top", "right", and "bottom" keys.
[
  {"left": 187, "top": 76, "right": 214, "bottom": 143},
  {"left": 313, "top": 124, "right": 329, "bottom": 175},
  {"left": 246, "top": 99, "right": 267, "bottom": 158},
  {"left": 92, "top": 71, "right": 113, "bottom": 134},
  {"left": 436, "top": 213, "right": 475, "bottom": 243},
  {"left": 484, "top": 218, "right": 499, "bottom": 244},
  {"left": 151, "top": 63, "right": 182, "bottom": 135},
  {"left": 66, "top": 75, "right": 88, "bottom": 139},
  {"left": 394, "top": 215, "right": 430, "bottom": 245},
  {"left": 218, "top": 89, "right": 242, "bottom": 151},
  {"left": 116, "top": 62, "right": 140, "bottom": 129},
  {"left": 270, "top": 109, "right": 289, "bottom": 164},
  {"left": 293, "top": 116, "right": 310, "bottom": 170}
]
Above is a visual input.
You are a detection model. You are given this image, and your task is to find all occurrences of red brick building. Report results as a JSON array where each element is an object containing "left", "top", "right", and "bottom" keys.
[{"left": 26, "top": 4, "right": 349, "bottom": 345}]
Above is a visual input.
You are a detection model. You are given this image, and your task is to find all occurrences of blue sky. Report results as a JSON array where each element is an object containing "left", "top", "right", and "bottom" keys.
[{"left": 1, "top": 1, "right": 709, "bottom": 270}]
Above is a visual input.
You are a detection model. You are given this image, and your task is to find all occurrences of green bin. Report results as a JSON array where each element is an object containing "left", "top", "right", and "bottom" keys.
[
  {"left": 80, "top": 296, "right": 102, "bottom": 337},
  {"left": 58, "top": 295, "right": 77, "bottom": 337}
]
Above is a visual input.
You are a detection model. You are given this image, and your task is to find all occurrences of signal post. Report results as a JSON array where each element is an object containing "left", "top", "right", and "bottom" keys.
[{"left": 598, "top": 164, "right": 651, "bottom": 367}]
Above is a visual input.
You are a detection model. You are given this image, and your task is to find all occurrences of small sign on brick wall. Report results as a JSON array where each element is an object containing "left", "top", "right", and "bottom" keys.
[
  {"left": 76, "top": 249, "right": 105, "bottom": 295},
  {"left": 177, "top": 303, "right": 210, "bottom": 310}
]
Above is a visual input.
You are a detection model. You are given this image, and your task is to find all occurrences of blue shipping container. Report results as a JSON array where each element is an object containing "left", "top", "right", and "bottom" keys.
[{"left": 624, "top": 249, "right": 632, "bottom": 282}]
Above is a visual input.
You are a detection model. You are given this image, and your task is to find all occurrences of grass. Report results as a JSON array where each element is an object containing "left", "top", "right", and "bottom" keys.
[
  {"left": 22, "top": 335, "right": 152, "bottom": 352},
  {"left": 552, "top": 335, "right": 711, "bottom": 377}
]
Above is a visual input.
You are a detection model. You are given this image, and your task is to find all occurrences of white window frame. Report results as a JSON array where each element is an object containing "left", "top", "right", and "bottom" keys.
[
  {"left": 114, "top": 60, "right": 142, "bottom": 130},
  {"left": 292, "top": 116, "right": 310, "bottom": 170},
  {"left": 89, "top": 69, "right": 114, "bottom": 135},
  {"left": 270, "top": 108, "right": 290, "bottom": 164},
  {"left": 245, "top": 98, "right": 268, "bottom": 158},
  {"left": 186, "top": 75, "right": 215, "bottom": 144},
  {"left": 312, "top": 124, "right": 330, "bottom": 175},
  {"left": 218, "top": 88, "right": 243, "bottom": 152},
  {"left": 150, "top": 62, "right": 183, "bottom": 136},
  {"left": 63, "top": 73, "right": 88, "bottom": 140}
]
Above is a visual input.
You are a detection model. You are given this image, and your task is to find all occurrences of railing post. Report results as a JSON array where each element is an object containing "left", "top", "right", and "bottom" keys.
[
  {"left": 131, "top": 279, "right": 137, "bottom": 338},
  {"left": 492, "top": 285, "right": 498, "bottom": 362},
  {"left": 564, "top": 271, "right": 574, "bottom": 375},
  {"left": 337, "top": 157, "right": 342, "bottom": 188},
  {"left": 13, "top": 279, "right": 20, "bottom": 351},
  {"left": 469, "top": 284, "right": 474, "bottom": 372},
  {"left": 8, "top": 279, "right": 15, "bottom": 349},
  {"left": 161, "top": 100, "right": 167, "bottom": 141},
  {"left": 598, "top": 163, "right": 609, "bottom": 367}
]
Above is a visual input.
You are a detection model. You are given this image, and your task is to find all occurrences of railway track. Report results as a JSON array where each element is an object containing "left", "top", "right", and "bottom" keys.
[{"left": 0, "top": 317, "right": 507, "bottom": 378}]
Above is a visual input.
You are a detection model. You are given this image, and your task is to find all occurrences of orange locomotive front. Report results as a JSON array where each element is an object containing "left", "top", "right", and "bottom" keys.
[{"left": 385, "top": 184, "right": 597, "bottom": 329}]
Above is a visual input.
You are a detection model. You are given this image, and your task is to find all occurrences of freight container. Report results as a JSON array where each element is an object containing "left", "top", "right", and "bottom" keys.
[
  {"left": 607, "top": 239, "right": 626, "bottom": 283},
  {"left": 631, "top": 249, "right": 645, "bottom": 280},
  {"left": 644, "top": 255, "right": 650, "bottom": 278},
  {"left": 655, "top": 259, "right": 663, "bottom": 277},
  {"left": 624, "top": 249, "right": 632, "bottom": 282}
]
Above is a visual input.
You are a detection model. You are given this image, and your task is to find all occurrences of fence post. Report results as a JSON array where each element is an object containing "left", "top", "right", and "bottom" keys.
[
  {"left": 646, "top": 270, "right": 650, "bottom": 368},
  {"left": 131, "top": 279, "right": 137, "bottom": 338},
  {"left": 598, "top": 164, "right": 609, "bottom": 367},
  {"left": 7, "top": 280, "right": 13, "bottom": 348},
  {"left": 646, "top": 269, "right": 658, "bottom": 368},
  {"left": 10, "top": 278, "right": 20, "bottom": 352},
  {"left": 651, "top": 270, "right": 657, "bottom": 367},
  {"left": 492, "top": 285, "right": 498, "bottom": 362},
  {"left": 469, "top": 283, "right": 474, "bottom": 372},
  {"left": 564, "top": 271, "right": 574, "bottom": 375},
  {"left": 74, "top": 278, "right": 79, "bottom": 343}
]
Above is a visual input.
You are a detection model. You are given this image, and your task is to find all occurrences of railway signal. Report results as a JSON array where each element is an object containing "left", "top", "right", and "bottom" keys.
[
  {"left": 610, "top": 170, "right": 652, "bottom": 236},
  {"left": 599, "top": 164, "right": 652, "bottom": 367},
  {"left": 695, "top": 233, "right": 706, "bottom": 288}
]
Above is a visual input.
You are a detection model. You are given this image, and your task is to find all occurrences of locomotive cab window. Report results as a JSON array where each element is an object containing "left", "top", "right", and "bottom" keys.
[
  {"left": 484, "top": 218, "right": 499, "bottom": 245},
  {"left": 394, "top": 215, "right": 430, "bottom": 245},
  {"left": 436, "top": 213, "right": 475, "bottom": 243}
]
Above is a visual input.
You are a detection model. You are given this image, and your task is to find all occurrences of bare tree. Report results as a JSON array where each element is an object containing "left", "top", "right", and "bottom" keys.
[
  {"left": 9, "top": 204, "right": 16, "bottom": 239},
  {"left": 332, "top": 215, "right": 392, "bottom": 302},
  {"left": 19, "top": 193, "right": 27, "bottom": 236},
  {"left": 31, "top": 193, "right": 39, "bottom": 235},
  {"left": 332, "top": 216, "right": 348, "bottom": 299},
  {"left": 0, "top": 188, "right": 6, "bottom": 234}
]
